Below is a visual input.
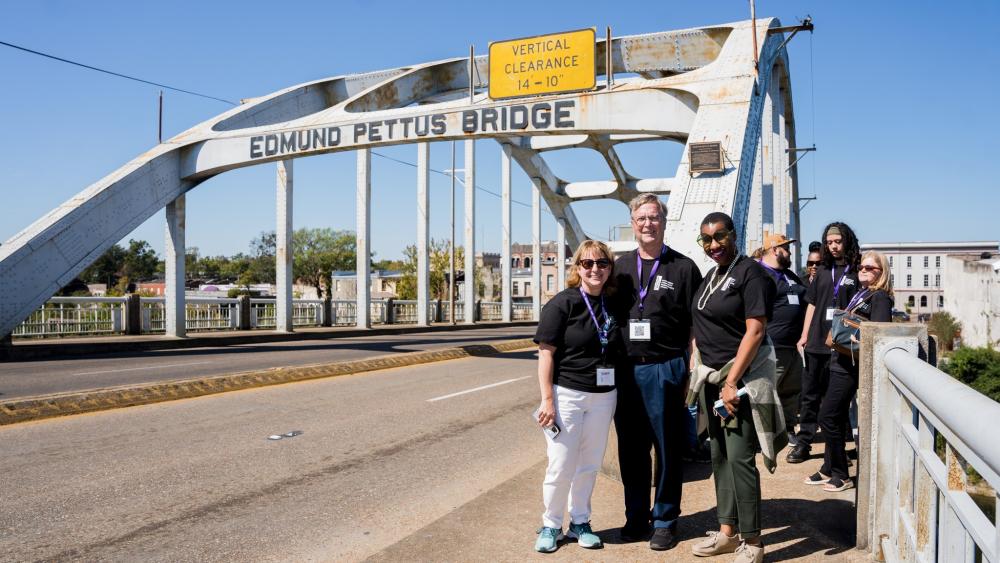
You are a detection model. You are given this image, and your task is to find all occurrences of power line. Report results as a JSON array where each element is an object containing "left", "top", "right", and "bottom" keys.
[
  {"left": 371, "top": 150, "right": 606, "bottom": 241},
  {"left": 0, "top": 39, "right": 237, "bottom": 106}
]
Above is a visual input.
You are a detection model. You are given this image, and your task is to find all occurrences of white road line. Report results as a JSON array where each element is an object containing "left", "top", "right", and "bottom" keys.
[
  {"left": 73, "top": 361, "right": 212, "bottom": 376},
  {"left": 426, "top": 376, "right": 531, "bottom": 403}
]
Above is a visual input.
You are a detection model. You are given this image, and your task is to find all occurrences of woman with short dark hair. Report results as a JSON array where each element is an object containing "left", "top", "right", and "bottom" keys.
[{"left": 689, "top": 212, "right": 780, "bottom": 563}]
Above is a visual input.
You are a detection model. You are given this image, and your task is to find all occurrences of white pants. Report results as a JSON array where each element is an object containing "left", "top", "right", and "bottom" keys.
[{"left": 541, "top": 384, "right": 617, "bottom": 529}]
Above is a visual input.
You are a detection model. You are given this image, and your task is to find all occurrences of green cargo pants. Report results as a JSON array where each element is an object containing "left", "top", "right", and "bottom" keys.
[{"left": 702, "top": 381, "right": 761, "bottom": 539}]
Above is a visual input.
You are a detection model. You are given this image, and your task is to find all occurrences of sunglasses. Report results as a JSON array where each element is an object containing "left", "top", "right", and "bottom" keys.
[
  {"left": 578, "top": 258, "right": 611, "bottom": 270},
  {"left": 696, "top": 230, "right": 732, "bottom": 247},
  {"left": 807, "top": 260, "right": 821, "bottom": 267},
  {"left": 859, "top": 265, "right": 882, "bottom": 272}
]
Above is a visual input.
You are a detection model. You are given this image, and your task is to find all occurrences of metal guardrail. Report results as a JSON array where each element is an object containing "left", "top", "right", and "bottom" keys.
[
  {"left": 870, "top": 342, "right": 999, "bottom": 562},
  {"left": 12, "top": 297, "right": 126, "bottom": 337},
  {"left": 11, "top": 296, "right": 535, "bottom": 338}
]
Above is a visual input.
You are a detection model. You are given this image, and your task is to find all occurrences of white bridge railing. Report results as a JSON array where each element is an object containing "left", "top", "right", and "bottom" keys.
[
  {"left": 860, "top": 324, "right": 999, "bottom": 563},
  {"left": 11, "top": 296, "right": 535, "bottom": 338}
]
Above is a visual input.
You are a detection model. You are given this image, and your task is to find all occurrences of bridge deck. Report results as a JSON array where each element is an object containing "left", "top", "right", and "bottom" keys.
[{"left": 375, "top": 443, "right": 865, "bottom": 561}]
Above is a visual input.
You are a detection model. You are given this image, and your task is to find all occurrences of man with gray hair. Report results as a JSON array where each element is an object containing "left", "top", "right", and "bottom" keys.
[{"left": 612, "top": 193, "right": 703, "bottom": 550}]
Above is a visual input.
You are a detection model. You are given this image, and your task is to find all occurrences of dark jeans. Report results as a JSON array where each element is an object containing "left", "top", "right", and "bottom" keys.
[
  {"left": 796, "top": 351, "right": 830, "bottom": 446},
  {"left": 614, "top": 354, "right": 688, "bottom": 529},
  {"left": 819, "top": 358, "right": 859, "bottom": 481},
  {"left": 774, "top": 346, "right": 803, "bottom": 436},
  {"left": 702, "top": 382, "right": 761, "bottom": 539}
]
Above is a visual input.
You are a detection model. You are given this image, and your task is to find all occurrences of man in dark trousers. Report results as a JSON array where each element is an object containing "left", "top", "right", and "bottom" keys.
[
  {"left": 756, "top": 233, "right": 808, "bottom": 442},
  {"left": 788, "top": 222, "right": 861, "bottom": 463},
  {"left": 613, "top": 193, "right": 703, "bottom": 550}
]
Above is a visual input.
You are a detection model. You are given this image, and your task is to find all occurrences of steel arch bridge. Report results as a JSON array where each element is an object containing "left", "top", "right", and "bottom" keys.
[{"left": 0, "top": 18, "right": 803, "bottom": 339}]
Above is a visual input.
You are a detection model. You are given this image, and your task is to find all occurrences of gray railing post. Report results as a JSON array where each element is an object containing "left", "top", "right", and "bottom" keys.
[
  {"left": 856, "top": 322, "right": 929, "bottom": 555},
  {"left": 385, "top": 298, "right": 395, "bottom": 324},
  {"left": 237, "top": 295, "right": 252, "bottom": 330},
  {"left": 125, "top": 293, "right": 142, "bottom": 335}
]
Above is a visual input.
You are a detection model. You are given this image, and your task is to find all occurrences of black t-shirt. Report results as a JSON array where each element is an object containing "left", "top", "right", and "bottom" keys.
[
  {"left": 803, "top": 263, "right": 860, "bottom": 354},
  {"left": 613, "top": 247, "right": 703, "bottom": 358},
  {"left": 831, "top": 289, "right": 894, "bottom": 372},
  {"left": 534, "top": 287, "right": 624, "bottom": 393},
  {"left": 692, "top": 256, "right": 776, "bottom": 370},
  {"left": 758, "top": 262, "right": 807, "bottom": 348}
]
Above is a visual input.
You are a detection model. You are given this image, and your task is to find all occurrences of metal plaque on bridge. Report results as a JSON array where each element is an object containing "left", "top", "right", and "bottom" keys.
[
  {"left": 488, "top": 28, "right": 596, "bottom": 100},
  {"left": 689, "top": 142, "right": 724, "bottom": 173}
]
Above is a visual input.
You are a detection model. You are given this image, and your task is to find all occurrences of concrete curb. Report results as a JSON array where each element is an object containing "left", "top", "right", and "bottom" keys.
[
  {"left": 1, "top": 321, "right": 537, "bottom": 361},
  {"left": 0, "top": 338, "right": 536, "bottom": 426}
]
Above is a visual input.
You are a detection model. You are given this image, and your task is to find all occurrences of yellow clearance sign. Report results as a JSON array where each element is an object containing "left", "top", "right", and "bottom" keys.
[{"left": 488, "top": 28, "right": 596, "bottom": 100}]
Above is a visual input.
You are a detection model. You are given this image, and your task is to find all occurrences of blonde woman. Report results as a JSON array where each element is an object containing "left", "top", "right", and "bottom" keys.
[
  {"left": 805, "top": 250, "right": 893, "bottom": 492},
  {"left": 533, "top": 240, "right": 623, "bottom": 553}
]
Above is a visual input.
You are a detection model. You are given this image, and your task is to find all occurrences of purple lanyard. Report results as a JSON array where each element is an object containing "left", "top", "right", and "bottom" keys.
[
  {"left": 831, "top": 264, "right": 850, "bottom": 304},
  {"left": 636, "top": 246, "right": 666, "bottom": 314},
  {"left": 579, "top": 288, "right": 609, "bottom": 354},
  {"left": 757, "top": 260, "right": 789, "bottom": 285},
  {"left": 846, "top": 288, "right": 870, "bottom": 311}
]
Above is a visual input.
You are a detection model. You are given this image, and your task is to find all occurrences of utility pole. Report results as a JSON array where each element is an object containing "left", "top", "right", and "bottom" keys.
[{"left": 449, "top": 141, "right": 456, "bottom": 325}]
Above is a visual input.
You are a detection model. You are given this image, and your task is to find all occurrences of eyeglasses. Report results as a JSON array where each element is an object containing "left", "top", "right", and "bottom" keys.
[
  {"left": 696, "top": 230, "right": 732, "bottom": 247},
  {"left": 578, "top": 258, "right": 611, "bottom": 270},
  {"left": 859, "top": 265, "right": 882, "bottom": 272},
  {"left": 806, "top": 260, "right": 821, "bottom": 267},
  {"left": 632, "top": 215, "right": 662, "bottom": 225}
]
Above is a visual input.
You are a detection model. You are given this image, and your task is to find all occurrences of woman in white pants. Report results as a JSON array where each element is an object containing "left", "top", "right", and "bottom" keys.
[{"left": 533, "top": 240, "right": 623, "bottom": 553}]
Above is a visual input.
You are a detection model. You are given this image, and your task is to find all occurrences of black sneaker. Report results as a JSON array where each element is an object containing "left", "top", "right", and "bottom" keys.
[
  {"left": 649, "top": 527, "right": 677, "bottom": 551},
  {"left": 619, "top": 522, "right": 651, "bottom": 542},
  {"left": 785, "top": 444, "right": 811, "bottom": 464}
]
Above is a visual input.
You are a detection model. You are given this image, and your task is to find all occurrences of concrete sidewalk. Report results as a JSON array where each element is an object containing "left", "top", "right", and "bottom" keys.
[{"left": 369, "top": 442, "right": 867, "bottom": 562}]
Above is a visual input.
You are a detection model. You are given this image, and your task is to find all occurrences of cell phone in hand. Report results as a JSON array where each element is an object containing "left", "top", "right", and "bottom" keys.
[
  {"left": 532, "top": 407, "right": 560, "bottom": 438},
  {"left": 712, "top": 387, "right": 748, "bottom": 418}
]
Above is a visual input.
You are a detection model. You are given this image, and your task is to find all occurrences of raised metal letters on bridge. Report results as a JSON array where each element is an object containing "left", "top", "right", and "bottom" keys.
[{"left": 0, "top": 18, "right": 802, "bottom": 339}]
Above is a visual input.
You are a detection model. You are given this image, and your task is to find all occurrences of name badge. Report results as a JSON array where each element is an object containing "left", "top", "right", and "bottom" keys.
[
  {"left": 597, "top": 367, "right": 615, "bottom": 386},
  {"left": 826, "top": 307, "right": 835, "bottom": 321},
  {"left": 787, "top": 294, "right": 800, "bottom": 305},
  {"left": 629, "top": 319, "right": 651, "bottom": 341}
]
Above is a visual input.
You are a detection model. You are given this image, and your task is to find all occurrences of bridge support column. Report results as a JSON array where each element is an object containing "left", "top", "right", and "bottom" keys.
[
  {"left": 501, "top": 144, "right": 512, "bottom": 323},
  {"left": 416, "top": 143, "right": 430, "bottom": 326},
  {"left": 276, "top": 160, "right": 293, "bottom": 332},
  {"left": 356, "top": 149, "right": 371, "bottom": 329},
  {"left": 463, "top": 140, "right": 475, "bottom": 325},
  {"left": 531, "top": 177, "right": 542, "bottom": 321},
  {"left": 556, "top": 219, "right": 566, "bottom": 291},
  {"left": 165, "top": 195, "right": 186, "bottom": 338}
]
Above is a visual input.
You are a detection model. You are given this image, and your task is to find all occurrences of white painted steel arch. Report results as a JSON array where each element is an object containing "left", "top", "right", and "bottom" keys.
[{"left": 0, "top": 18, "right": 801, "bottom": 338}]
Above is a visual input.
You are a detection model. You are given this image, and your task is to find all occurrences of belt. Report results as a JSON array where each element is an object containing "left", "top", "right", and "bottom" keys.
[{"left": 631, "top": 351, "right": 684, "bottom": 365}]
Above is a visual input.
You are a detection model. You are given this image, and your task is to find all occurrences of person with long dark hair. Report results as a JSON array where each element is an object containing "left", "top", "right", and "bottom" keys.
[{"left": 788, "top": 222, "right": 861, "bottom": 463}]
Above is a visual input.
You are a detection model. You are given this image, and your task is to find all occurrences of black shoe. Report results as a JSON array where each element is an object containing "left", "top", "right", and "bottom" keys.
[
  {"left": 649, "top": 527, "right": 677, "bottom": 551},
  {"left": 619, "top": 523, "right": 651, "bottom": 542},
  {"left": 682, "top": 444, "right": 713, "bottom": 464},
  {"left": 785, "top": 444, "right": 811, "bottom": 464}
]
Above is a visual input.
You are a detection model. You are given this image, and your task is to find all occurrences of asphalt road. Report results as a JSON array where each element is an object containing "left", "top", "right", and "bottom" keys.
[
  {"left": 0, "top": 351, "right": 544, "bottom": 562},
  {"left": 0, "top": 326, "right": 534, "bottom": 400}
]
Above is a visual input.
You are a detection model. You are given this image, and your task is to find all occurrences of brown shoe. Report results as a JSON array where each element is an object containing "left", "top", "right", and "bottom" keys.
[
  {"left": 733, "top": 541, "right": 764, "bottom": 563},
  {"left": 692, "top": 530, "right": 739, "bottom": 557}
]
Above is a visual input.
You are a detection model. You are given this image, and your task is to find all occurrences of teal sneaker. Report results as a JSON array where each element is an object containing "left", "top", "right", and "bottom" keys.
[
  {"left": 568, "top": 521, "right": 603, "bottom": 549},
  {"left": 534, "top": 526, "right": 562, "bottom": 553}
]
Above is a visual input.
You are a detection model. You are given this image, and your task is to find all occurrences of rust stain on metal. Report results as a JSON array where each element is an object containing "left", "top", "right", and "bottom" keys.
[{"left": 947, "top": 449, "right": 966, "bottom": 490}]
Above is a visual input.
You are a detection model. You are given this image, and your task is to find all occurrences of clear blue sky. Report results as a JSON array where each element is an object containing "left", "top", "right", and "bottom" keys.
[{"left": 2, "top": 1, "right": 997, "bottom": 263}]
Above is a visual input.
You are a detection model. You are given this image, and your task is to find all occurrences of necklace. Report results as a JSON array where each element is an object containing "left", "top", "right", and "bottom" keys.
[{"left": 697, "top": 255, "right": 741, "bottom": 311}]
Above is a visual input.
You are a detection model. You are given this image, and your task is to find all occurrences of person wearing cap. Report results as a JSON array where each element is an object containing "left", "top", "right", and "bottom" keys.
[{"left": 756, "top": 234, "right": 807, "bottom": 443}]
